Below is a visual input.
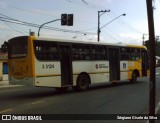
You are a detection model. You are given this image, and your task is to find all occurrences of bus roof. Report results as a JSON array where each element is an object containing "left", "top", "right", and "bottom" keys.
[
  {"left": 34, "top": 36, "right": 146, "bottom": 49},
  {"left": 9, "top": 36, "right": 146, "bottom": 49}
]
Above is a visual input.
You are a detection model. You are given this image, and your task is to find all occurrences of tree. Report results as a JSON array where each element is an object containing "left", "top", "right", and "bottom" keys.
[
  {"left": 1, "top": 41, "right": 8, "bottom": 53},
  {"left": 144, "top": 37, "right": 160, "bottom": 56}
]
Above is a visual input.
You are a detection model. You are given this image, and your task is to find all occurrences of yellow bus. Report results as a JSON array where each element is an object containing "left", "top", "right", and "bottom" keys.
[{"left": 8, "top": 36, "right": 149, "bottom": 91}]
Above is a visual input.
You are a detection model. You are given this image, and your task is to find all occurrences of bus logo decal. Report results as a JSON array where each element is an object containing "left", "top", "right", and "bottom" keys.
[{"left": 95, "top": 64, "right": 98, "bottom": 69}]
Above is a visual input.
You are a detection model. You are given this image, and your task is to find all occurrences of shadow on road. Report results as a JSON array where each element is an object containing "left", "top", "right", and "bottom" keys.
[
  {"left": 0, "top": 80, "right": 147, "bottom": 102},
  {"left": 88, "top": 80, "right": 145, "bottom": 91}
]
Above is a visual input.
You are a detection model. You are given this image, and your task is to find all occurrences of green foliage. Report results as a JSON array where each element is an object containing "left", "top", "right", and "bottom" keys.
[
  {"left": 144, "top": 38, "right": 160, "bottom": 56},
  {"left": 0, "top": 41, "right": 8, "bottom": 53}
]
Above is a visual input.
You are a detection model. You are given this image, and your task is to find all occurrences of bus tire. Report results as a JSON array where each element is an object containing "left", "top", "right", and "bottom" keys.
[
  {"left": 130, "top": 72, "right": 137, "bottom": 83},
  {"left": 73, "top": 73, "right": 89, "bottom": 91}
]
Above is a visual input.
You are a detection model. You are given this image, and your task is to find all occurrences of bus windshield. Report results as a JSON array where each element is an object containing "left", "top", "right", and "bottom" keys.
[{"left": 8, "top": 36, "right": 28, "bottom": 58}]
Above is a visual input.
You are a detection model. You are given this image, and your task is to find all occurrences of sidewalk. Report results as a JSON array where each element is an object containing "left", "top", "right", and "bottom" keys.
[{"left": 0, "top": 80, "right": 22, "bottom": 88}]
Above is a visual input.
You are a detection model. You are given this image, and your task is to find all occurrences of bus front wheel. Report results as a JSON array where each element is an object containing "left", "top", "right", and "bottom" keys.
[{"left": 73, "top": 73, "right": 89, "bottom": 91}]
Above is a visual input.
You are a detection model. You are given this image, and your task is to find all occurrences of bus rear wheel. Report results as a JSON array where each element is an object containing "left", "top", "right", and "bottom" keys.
[
  {"left": 73, "top": 73, "right": 89, "bottom": 91},
  {"left": 130, "top": 72, "right": 137, "bottom": 83}
]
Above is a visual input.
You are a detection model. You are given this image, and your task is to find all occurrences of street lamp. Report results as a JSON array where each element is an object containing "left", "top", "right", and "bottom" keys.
[
  {"left": 98, "top": 13, "right": 126, "bottom": 42},
  {"left": 38, "top": 19, "right": 61, "bottom": 37},
  {"left": 142, "top": 33, "right": 148, "bottom": 45}
]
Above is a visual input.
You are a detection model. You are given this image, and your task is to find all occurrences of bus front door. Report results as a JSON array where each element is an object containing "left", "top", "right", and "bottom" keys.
[
  {"left": 59, "top": 45, "right": 72, "bottom": 86},
  {"left": 109, "top": 48, "right": 120, "bottom": 81}
]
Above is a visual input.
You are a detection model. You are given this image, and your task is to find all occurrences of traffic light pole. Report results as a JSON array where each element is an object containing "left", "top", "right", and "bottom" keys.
[
  {"left": 38, "top": 19, "right": 61, "bottom": 37},
  {"left": 146, "top": 0, "right": 156, "bottom": 123}
]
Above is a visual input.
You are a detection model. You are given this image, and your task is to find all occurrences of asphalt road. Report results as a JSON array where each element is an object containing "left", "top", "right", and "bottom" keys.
[{"left": 0, "top": 76, "right": 160, "bottom": 123}]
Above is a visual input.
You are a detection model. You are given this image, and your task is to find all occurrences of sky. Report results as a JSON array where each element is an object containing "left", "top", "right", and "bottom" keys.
[{"left": 0, "top": 0, "right": 160, "bottom": 46}]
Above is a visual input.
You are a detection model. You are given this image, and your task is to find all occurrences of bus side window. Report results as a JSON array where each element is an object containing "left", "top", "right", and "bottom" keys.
[
  {"left": 73, "top": 45, "right": 81, "bottom": 60},
  {"left": 48, "top": 43, "right": 58, "bottom": 60},
  {"left": 91, "top": 46, "right": 96, "bottom": 60},
  {"left": 95, "top": 46, "right": 107, "bottom": 60},
  {"left": 120, "top": 47, "right": 130, "bottom": 60},
  {"left": 83, "top": 45, "right": 90, "bottom": 60},
  {"left": 72, "top": 45, "right": 91, "bottom": 60},
  {"left": 131, "top": 48, "right": 140, "bottom": 60},
  {"left": 34, "top": 41, "right": 58, "bottom": 61}
]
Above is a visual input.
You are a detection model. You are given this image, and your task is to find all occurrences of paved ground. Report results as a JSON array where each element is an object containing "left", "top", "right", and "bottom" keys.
[
  {"left": 0, "top": 80, "right": 22, "bottom": 88},
  {"left": 0, "top": 76, "right": 159, "bottom": 123},
  {"left": 156, "top": 67, "right": 160, "bottom": 119}
]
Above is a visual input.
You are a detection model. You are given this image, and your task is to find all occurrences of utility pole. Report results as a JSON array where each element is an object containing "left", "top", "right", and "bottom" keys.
[
  {"left": 97, "top": 10, "right": 110, "bottom": 42},
  {"left": 146, "top": 1, "right": 156, "bottom": 123},
  {"left": 142, "top": 33, "right": 148, "bottom": 45}
]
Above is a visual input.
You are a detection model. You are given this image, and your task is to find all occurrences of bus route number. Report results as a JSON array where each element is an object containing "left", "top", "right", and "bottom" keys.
[{"left": 42, "top": 64, "right": 54, "bottom": 69}]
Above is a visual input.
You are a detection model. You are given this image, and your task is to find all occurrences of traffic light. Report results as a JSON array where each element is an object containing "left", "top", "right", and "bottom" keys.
[
  {"left": 61, "top": 14, "right": 73, "bottom": 26},
  {"left": 67, "top": 14, "right": 73, "bottom": 26},
  {"left": 61, "top": 14, "right": 67, "bottom": 25}
]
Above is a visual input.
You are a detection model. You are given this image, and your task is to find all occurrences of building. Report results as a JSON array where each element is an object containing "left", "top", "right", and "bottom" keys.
[{"left": 0, "top": 53, "right": 8, "bottom": 81}]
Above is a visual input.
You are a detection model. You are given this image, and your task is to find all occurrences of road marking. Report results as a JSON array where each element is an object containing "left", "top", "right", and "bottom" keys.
[
  {"left": 0, "top": 88, "right": 29, "bottom": 93},
  {"left": 146, "top": 101, "right": 160, "bottom": 123},
  {"left": 32, "top": 100, "right": 44, "bottom": 105},
  {"left": 0, "top": 85, "right": 23, "bottom": 89},
  {"left": 155, "top": 101, "right": 160, "bottom": 114},
  {"left": 0, "top": 109, "right": 13, "bottom": 114}
]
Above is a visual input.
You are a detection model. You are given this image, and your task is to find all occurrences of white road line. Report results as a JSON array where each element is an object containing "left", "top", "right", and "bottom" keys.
[
  {"left": 32, "top": 100, "right": 44, "bottom": 105},
  {"left": 146, "top": 101, "right": 160, "bottom": 123},
  {"left": 0, "top": 109, "right": 13, "bottom": 114},
  {"left": 155, "top": 101, "right": 160, "bottom": 114}
]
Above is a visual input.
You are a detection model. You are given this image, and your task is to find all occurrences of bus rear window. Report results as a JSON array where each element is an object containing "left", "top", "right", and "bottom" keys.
[{"left": 8, "top": 36, "right": 28, "bottom": 58}]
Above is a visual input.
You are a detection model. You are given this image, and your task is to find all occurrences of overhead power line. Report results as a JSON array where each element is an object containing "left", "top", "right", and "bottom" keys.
[
  {"left": 0, "top": 13, "right": 95, "bottom": 35},
  {"left": 0, "top": 3, "right": 57, "bottom": 17},
  {"left": 65, "top": 0, "right": 105, "bottom": 10},
  {"left": 81, "top": 0, "right": 88, "bottom": 5},
  {"left": 2, "top": 21, "right": 25, "bottom": 34},
  {"left": 65, "top": 0, "right": 144, "bottom": 35},
  {"left": 0, "top": 1, "right": 144, "bottom": 36}
]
